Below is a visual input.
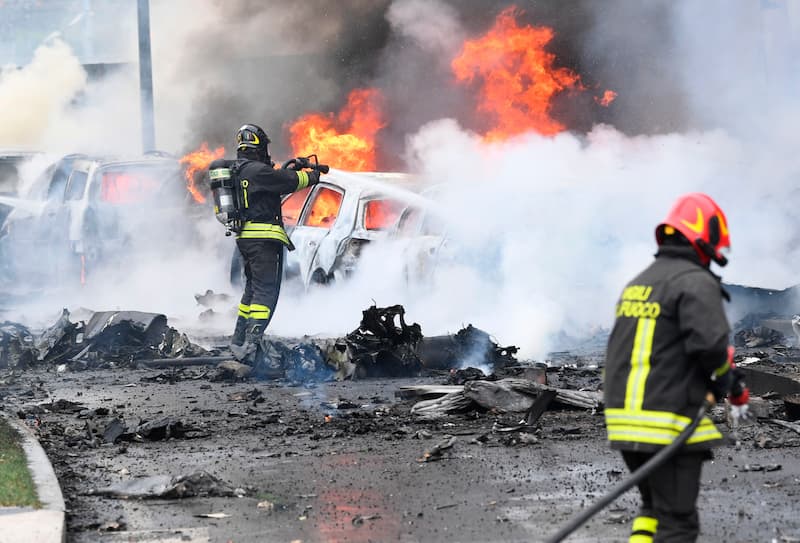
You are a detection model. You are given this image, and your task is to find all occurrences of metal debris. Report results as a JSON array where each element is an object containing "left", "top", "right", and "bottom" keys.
[
  {"left": 89, "top": 471, "right": 243, "bottom": 499},
  {"left": 419, "top": 435, "right": 457, "bottom": 462}
]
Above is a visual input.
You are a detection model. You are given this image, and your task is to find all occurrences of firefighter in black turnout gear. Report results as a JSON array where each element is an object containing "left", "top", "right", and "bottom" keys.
[
  {"left": 604, "top": 193, "right": 749, "bottom": 543},
  {"left": 209, "top": 124, "right": 322, "bottom": 364}
]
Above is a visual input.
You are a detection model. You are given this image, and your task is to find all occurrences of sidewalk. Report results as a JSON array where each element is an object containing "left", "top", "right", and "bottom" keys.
[{"left": 0, "top": 412, "right": 65, "bottom": 543}]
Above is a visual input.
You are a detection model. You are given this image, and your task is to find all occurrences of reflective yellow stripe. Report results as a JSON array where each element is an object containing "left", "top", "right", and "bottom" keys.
[
  {"left": 241, "top": 179, "right": 249, "bottom": 208},
  {"left": 237, "top": 222, "right": 290, "bottom": 244},
  {"left": 714, "top": 361, "right": 730, "bottom": 378},
  {"left": 629, "top": 535, "right": 653, "bottom": 543},
  {"left": 625, "top": 317, "right": 656, "bottom": 411},
  {"left": 605, "top": 408, "right": 723, "bottom": 445},
  {"left": 238, "top": 303, "right": 250, "bottom": 318},
  {"left": 249, "top": 304, "right": 271, "bottom": 320},
  {"left": 632, "top": 516, "right": 658, "bottom": 534},
  {"left": 296, "top": 170, "right": 309, "bottom": 190}
]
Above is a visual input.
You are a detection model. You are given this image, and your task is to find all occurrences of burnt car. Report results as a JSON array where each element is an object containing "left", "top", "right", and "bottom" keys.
[
  {"left": 231, "top": 171, "right": 423, "bottom": 289},
  {"left": 388, "top": 187, "right": 502, "bottom": 286},
  {"left": 0, "top": 153, "right": 190, "bottom": 286}
]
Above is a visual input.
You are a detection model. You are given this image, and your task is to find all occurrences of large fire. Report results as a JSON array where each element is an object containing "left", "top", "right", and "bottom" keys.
[
  {"left": 179, "top": 142, "right": 225, "bottom": 203},
  {"left": 452, "top": 7, "right": 615, "bottom": 140},
  {"left": 288, "top": 88, "right": 385, "bottom": 171}
]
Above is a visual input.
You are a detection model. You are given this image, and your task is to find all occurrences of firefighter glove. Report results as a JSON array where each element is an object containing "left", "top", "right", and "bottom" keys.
[
  {"left": 710, "top": 346, "right": 736, "bottom": 402},
  {"left": 729, "top": 367, "right": 751, "bottom": 422}
]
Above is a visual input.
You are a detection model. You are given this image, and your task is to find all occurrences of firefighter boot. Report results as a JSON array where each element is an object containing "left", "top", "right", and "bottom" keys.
[
  {"left": 234, "top": 320, "right": 267, "bottom": 366},
  {"left": 230, "top": 316, "right": 248, "bottom": 347}
]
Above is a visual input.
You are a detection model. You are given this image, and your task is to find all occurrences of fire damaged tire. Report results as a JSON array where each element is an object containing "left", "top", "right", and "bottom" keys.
[{"left": 309, "top": 268, "right": 335, "bottom": 289}]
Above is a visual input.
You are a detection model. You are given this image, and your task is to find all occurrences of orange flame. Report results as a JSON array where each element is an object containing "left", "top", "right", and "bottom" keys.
[
  {"left": 179, "top": 142, "right": 225, "bottom": 203},
  {"left": 304, "top": 187, "right": 343, "bottom": 228},
  {"left": 288, "top": 88, "right": 385, "bottom": 171},
  {"left": 452, "top": 7, "right": 582, "bottom": 140},
  {"left": 364, "top": 199, "right": 405, "bottom": 231},
  {"left": 596, "top": 89, "right": 618, "bottom": 107}
]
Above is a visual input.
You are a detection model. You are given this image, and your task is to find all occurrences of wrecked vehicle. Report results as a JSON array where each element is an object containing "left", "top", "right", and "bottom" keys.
[
  {"left": 389, "top": 194, "right": 501, "bottom": 286},
  {"left": 0, "top": 153, "right": 196, "bottom": 285},
  {"left": 231, "top": 171, "right": 425, "bottom": 289}
]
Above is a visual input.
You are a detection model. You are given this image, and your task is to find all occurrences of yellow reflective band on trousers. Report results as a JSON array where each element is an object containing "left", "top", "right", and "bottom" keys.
[
  {"left": 632, "top": 515, "right": 658, "bottom": 535},
  {"left": 605, "top": 408, "right": 722, "bottom": 445},
  {"left": 629, "top": 535, "right": 653, "bottom": 543},
  {"left": 249, "top": 304, "right": 271, "bottom": 320},
  {"left": 238, "top": 303, "right": 250, "bottom": 319},
  {"left": 296, "top": 170, "right": 309, "bottom": 190},
  {"left": 237, "top": 222, "right": 290, "bottom": 244},
  {"left": 625, "top": 317, "right": 656, "bottom": 411}
]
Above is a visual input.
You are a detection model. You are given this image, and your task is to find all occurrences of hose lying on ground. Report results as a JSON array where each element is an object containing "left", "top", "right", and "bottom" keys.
[{"left": 544, "top": 400, "right": 710, "bottom": 543}]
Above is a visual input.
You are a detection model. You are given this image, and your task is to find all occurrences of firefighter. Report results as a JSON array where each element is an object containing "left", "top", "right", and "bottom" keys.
[
  {"left": 604, "top": 193, "right": 749, "bottom": 542},
  {"left": 225, "top": 123, "right": 322, "bottom": 364}
]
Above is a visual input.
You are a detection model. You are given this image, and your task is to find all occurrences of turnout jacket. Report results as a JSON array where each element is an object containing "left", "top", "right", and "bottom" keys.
[
  {"left": 604, "top": 246, "right": 731, "bottom": 452},
  {"left": 209, "top": 158, "right": 318, "bottom": 245}
]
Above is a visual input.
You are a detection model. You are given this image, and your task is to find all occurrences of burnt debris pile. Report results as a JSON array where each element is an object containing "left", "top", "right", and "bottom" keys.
[
  {"left": 317, "top": 304, "right": 518, "bottom": 381},
  {"left": 0, "top": 309, "right": 208, "bottom": 370}
]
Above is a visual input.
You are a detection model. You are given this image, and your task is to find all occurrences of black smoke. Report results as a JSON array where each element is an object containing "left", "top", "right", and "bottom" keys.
[{"left": 176, "top": 0, "right": 760, "bottom": 166}]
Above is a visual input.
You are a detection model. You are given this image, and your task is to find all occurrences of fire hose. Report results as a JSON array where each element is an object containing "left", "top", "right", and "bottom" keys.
[{"left": 543, "top": 398, "right": 712, "bottom": 543}]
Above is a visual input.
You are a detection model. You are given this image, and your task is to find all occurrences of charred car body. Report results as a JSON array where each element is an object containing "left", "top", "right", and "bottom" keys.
[
  {"left": 231, "top": 171, "right": 424, "bottom": 289},
  {"left": 0, "top": 153, "right": 191, "bottom": 286}
]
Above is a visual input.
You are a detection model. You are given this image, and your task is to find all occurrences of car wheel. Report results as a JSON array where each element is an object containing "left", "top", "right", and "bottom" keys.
[{"left": 309, "top": 269, "right": 334, "bottom": 289}]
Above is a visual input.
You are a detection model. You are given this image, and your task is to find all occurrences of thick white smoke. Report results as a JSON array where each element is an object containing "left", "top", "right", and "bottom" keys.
[
  {"left": 271, "top": 0, "right": 800, "bottom": 359},
  {"left": 2, "top": 1, "right": 798, "bottom": 361},
  {"left": 0, "top": 39, "right": 87, "bottom": 149}
]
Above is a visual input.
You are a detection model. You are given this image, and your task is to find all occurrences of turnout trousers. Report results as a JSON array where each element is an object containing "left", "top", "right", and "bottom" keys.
[
  {"left": 622, "top": 450, "right": 707, "bottom": 543},
  {"left": 235, "top": 238, "right": 284, "bottom": 338}
]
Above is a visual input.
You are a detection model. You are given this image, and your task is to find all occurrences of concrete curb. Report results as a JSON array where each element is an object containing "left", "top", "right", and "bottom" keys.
[{"left": 0, "top": 411, "right": 65, "bottom": 543}]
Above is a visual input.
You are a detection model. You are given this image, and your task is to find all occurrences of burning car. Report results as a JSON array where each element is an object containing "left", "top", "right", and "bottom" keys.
[
  {"left": 231, "top": 171, "right": 423, "bottom": 289},
  {"left": 0, "top": 153, "right": 190, "bottom": 286}
]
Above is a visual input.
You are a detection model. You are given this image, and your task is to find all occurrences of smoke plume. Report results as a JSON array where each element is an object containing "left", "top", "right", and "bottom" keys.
[{"left": 1, "top": 1, "right": 798, "bottom": 360}]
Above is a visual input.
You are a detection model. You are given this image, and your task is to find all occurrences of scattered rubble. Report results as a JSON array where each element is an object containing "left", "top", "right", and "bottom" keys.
[
  {"left": 89, "top": 471, "right": 244, "bottom": 499},
  {"left": 405, "top": 377, "right": 601, "bottom": 420},
  {"left": 1, "top": 309, "right": 210, "bottom": 371}
]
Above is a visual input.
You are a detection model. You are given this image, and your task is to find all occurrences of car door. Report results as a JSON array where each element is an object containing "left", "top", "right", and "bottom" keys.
[{"left": 288, "top": 183, "right": 345, "bottom": 286}]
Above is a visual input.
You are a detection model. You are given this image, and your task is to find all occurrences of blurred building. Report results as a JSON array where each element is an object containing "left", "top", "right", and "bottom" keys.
[{"left": 0, "top": 0, "right": 136, "bottom": 68}]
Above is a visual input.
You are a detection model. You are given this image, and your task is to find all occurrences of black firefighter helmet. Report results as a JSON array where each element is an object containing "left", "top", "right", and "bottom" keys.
[{"left": 236, "top": 124, "right": 271, "bottom": 162}]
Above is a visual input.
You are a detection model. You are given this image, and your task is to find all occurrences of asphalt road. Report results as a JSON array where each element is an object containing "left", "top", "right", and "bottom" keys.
[{"left": 2, "top": 366, "right": 800, "bottom": 543}]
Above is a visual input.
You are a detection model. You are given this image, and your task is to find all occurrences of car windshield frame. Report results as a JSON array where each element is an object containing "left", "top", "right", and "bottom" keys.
[
  {"left": 90, "top": 162, "right": 182, "bottom": 205},
  {"left": 300, "top": 184, "right": 344, "bottom": 229}
]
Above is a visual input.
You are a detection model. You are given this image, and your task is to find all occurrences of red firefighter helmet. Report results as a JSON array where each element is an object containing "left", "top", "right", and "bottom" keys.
[{"left": 656, "top": 192, "right": 730, "bottom": 266}]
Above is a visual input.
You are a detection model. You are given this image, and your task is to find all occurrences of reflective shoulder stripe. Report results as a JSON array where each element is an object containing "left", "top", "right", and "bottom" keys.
[{"left": 296, "top": 170, "right": 309, "bottom": 190}]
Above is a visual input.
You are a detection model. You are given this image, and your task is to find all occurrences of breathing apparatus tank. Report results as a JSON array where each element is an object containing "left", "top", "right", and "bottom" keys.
[{"left": 208, "top": 159, "right": 242, "bottom": 236}]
